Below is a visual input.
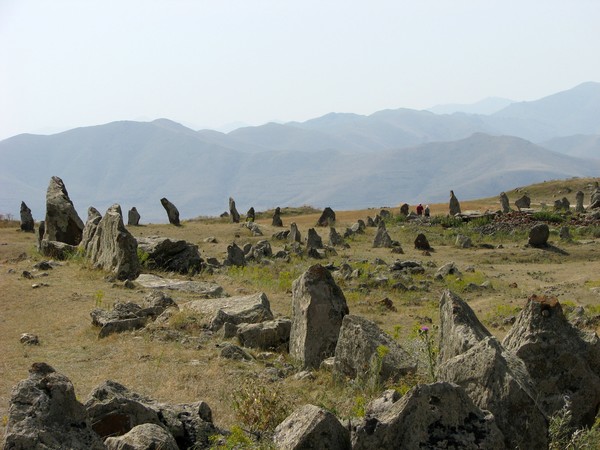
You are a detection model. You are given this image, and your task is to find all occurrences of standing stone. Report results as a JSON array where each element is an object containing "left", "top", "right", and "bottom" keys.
[
  {"left": 515, "top": 194, "right": 531, "bottom": 211},
  {"left": 127, "top": 207, "right": 140, "bottom": 226},
  {"left": 575, "top": 191, "right": 585, "bottom": 213},
  {"left": 528, "top": 223, "right": 549, "bottom": 247},
  {"left": 85, "top": 205, "right": 140, "bottom": 281},
  {"left": 160, "top": 198, "right": 180, "bottom": 226},
  {"left": 316, "top": 207, "right": 336, "bottom": 227},
  {"left": 329, "top": 227, "right": 344, "bottom": 247},
  {"left": 499, "top": 192, "right": 510, "bottom": 213},
  {"left": 449, "top": 190, "right": 461, "bottom": 216},
  {"left": 36, "top": 221, "right": 45, "bottom": 251},
  {"left": 399, "top": 203, "right": 409, "bottom": 216},
  {"left": 272, "top": 207, "right": 283, "bottom": 227},
  {"left": 224, "top": 243, "right": 246, "bottom": 267},
  {"left": 19, "top": 201, "right": 34, "bottom": 232},
  {"left": 246, "top": 207, "right": 255, "bottom": 222},
  {"left": 289, "top": 222, "right": 301, "bottom": 243},
  {"left": 229, "top": 197, "right": 240, "bottom": 223},
  {"left": 553, "top": 199, "right": 563, "bottom": 211},
  {"left": 561, "top": 197, "right": 570, "bottom": 211},
  {"left": 372, "top": 222, "right": 392, "bottom": 248},
  {"left": 560, "top": 226, "right": 572, "bottom": 240},
  {"left": 80, "top": 207, "right": 102, "bottom": 254},
  {"left": 43, "top": 176, "right": 84, "bottom": 245},
  {"left": 290, "top": 265, "right": 349, "bottom": 369},
  {"left": 414, "top": 233, "right": 432, "bottom": 250},
  {"left": 306, "top": 228, "right": 323, "bottom": 249}
]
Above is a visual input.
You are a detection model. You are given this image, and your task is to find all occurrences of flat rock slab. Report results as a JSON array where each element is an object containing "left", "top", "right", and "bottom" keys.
[{"left": 136, "top": 274, "right": 225, "bottom": 297}]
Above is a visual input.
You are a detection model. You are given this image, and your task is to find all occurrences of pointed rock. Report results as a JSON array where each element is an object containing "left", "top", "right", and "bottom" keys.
[
  {"left": 372, "top": 222, "right": 392, "bottom": 248},
  {"left": 19, "top": 201, "right": 34, "bottom": 232},
  {"left": 449, "top": 190, "right": 461, "bottom": 215},
  {"left": 316, "top": 207, "right": 336, "bottom": 227},
  {"left": 228, "top": 197, "right": 240, "bottom": 223},
  {"left": 127, "top": 207, "right": 140, "bottom": 226},
  {"left": 160, "top": 197, "right": 180, "bottom": 225},
  {"left": 43, "top": 176, "right": 84, "bottom": 246}
]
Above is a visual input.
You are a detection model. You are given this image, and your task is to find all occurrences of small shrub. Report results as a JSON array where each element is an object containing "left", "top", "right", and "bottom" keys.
[
  {"left": 531, "top": 211, "right": 564, "bottom": 223},
  {"left": 137, "top": 248, "right": 150, "bottom": 265},
  {"left": 208, "top": 426, "right": 262, "bottom": 450},
  {"left": 430, "top": 215, "right": 464, "bottom": 228}
]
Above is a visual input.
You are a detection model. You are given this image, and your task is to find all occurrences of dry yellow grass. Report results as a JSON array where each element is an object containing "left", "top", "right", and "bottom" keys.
[{"left": 2, "top": 179, "right": 600, "bottom": 443}]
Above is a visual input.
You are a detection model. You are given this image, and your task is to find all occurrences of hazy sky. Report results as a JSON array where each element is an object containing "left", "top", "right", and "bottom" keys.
[{"left": 1, "top": 0, "right": 599, "bottom": 140}]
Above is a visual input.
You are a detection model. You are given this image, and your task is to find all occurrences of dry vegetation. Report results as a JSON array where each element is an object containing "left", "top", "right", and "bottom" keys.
[{"left": 2, "top": 178, "right": 600, "bottom": 445}]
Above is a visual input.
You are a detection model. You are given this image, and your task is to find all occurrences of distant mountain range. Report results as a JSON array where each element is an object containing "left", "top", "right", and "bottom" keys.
[{"left": 1, "top": 82, "right": 599, "bottom": 222}]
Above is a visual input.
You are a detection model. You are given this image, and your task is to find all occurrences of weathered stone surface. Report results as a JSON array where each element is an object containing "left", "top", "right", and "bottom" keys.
[
  {"left": 499, "top": 192, "right": 510, "bottom": 213},
  {"left": 591, "top": 184, "right": 600, "bottom": 206},
  {"left": 39, "top": 239, "right": 77, "bottom": 260},
  {"left": 43, "top": 176, "right": 84, "bottom": 246},
  {"left": 85, "top": 380, "right": 215, "bottom": 448},
  {"left": 438, "top": 336, "right": 548, "bottom": 450},
  {"left": 250, "top": 240, "right": 272, "bottom": 260},
  {"left": 365, "top": 389, "right": 400, "bottom": 417},
  {"left": 244, "top": 221, "right": 263, "bottom": 236},
  {"left": 575, "top": 190, "right": 585, "bottom": 213},
  {"left": 502, "top": 295, "right": 600, "bottom": 427},
  {"left": 274, "top": 404, "right": 351, "bottom": 450},
  {"left": 84, "top": 205, "right": 140, "bottom": 281},
  {"left": 290, "top": 265, "right": 349, "bottom": 369},
  {"left": 306, "top": 228, "right": 323, "bottom": 249},
  {"left": 438, "top": 290, "right": 492, "bottom": 363},
  {"left": 316, "top": 207, "right": 336, "bottom": 227},
  {"left": 449, "top": 190, "right": 461, "bottom": 216},
  {"left": 136, "top": 274, "right": 225, "bottom": 296},
  {"left": 560, "top": 226, "right": 572, "bottom": 240},
  {"left": 104, "top": 423, "right": 178, "bottom": 450},
  {"left": 289, "top": 222, "right": 301, "bottom": 243},
  {"left": 372, "top": 222, "right": 392, "bottom": 248},
  {"left": 228, "top": 197, "right": 240, "bottom": 223},
  {"left": 36, "top": 220, "right": 45, "bottom": 251},
  {"left": 19, "top": 333, "right": 40, "bottom": 345},
  {"left": 3, "top": 363, "right": 105, "bottom": 450},
  {"left": 272, "top": 206, "right": 283, "bottom": 227},
  {"left": 333, "top": 315, "right": 416, "bottom": 385},
  {"left": 515, "top": 194, "right": 531, "bottom": 211},
  {"left": 245, "top": 206, "right": 255, "bottom": 222},
  {"left": 455, "top": 234, "right": 472, "bottom": 248},
  {"left": 435, "top": 262, "right": 461, "bottom": 280},
  {"left": 220, "top": 343, "right": 252, "bottom": 361},
  {"left": 185, "top": 292, "right": 274, "bottom": 331},
  {"left": 91, "top": 302, "right": 148, "bottom": 338},
  {"left": 20, "top": 201, "right": 34, "bottom": 232},
  {"left": 138, "top": 236, "right": 203, "bottom": 274},
  {"left": 160, "top": 197, "right": 180, "bottom": 226},
  {"left": 414, "top": 233, "right": 431, "bottom": 250},
  {"left": 80, "top": 207, "right": 102, "bottom": 253},
  {"left": 328, "top": 227, "right": 345, "bottom": 247},
  {"left": 237, "top": 318, "right": 292, "bottom": 350},
  {"left": 352, "top": 382, "right": 505, "bottom": 449},
  {"left": 399, "top": 203, "right": 409, "bottom": 216},
  {"left": 528, "top": 223, "right": 549, "bottom": 247},
  {"left": 223, "top": 242, "right": 246, "bottom": 267},
  {"left": 127, "top": 207, "right": 140, "bottom": 226}
]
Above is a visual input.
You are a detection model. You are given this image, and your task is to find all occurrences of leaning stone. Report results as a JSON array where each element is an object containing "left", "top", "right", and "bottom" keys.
[
  {"left": 43, "top": 176, "right": 84, "bottom": 245},
  {"left": 105, "top": 423, "right": 178, "bottom": 450},
  {"left": 290, "top": 265, "right": 349, "bottom": 369},
  {"left": 528, "top": 223, "right": 549, "bottom": 247},
  {"left": 316, "top": 207, "right": 336, "bottom": 227},
  {"left": 127, "top": 207, "right": 140, "bottom": 226},
  {"left": 274, "top": 404, "right": 350, "bottom": 450},
  {"left": 237, "top": 318, "right": 292, "bottom": 350},
  {"left": 333, "top": 315, "right": 415, "bottom": 386},
  {"left": 352, "top": 383, "right": 504, "bottom": 449},
  {"left": 228, "top": 197, "right": 240, "bottom": 223},
  {"left": 20, "top": 201, "right": 34, "bottom": 232},
  {"left": 502, "top": 295, "right": 600, "bottom": 427},
  {"left": 4, "top": 363, "right": 105, "bottom": 449},
  {"left": 160, "top": 197, "right": 180, "bottom": 226}
]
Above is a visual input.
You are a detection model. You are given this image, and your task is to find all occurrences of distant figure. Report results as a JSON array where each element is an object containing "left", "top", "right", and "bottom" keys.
[
  {"left": 416, "top": 204, "right": 424, "bottom": 216},
  {"left": 424, "top": 205, "right": 430, "bottom": 217}
]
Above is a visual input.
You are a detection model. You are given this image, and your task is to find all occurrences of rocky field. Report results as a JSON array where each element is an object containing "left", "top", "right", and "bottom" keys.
[{"left": 2, "top": 177, "right": 600, "bottom": 449}]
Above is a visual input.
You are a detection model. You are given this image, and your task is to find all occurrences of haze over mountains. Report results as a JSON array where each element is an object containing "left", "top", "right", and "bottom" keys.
[{"left": 2, "top": 82, "right": 600, "bottom": 222}]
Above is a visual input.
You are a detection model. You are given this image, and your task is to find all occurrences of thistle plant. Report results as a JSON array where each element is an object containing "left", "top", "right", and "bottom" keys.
[{"left": 418, "top": 326, "right": 437, "bottom": 382}]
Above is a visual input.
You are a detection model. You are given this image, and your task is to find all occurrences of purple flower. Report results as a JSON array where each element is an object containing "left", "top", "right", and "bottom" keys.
[{"left": 420, "top": 326, "right": 429, "bottom": 333}]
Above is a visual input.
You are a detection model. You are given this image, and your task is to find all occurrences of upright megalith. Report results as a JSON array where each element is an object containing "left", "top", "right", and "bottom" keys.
[
  {"left": 84, "top": 204, "right": 140, "bottom": 281},
  {"left": 576, "top": 190, "right": 585, "bottom": 213},
  {"left": 399, "top": 203, "right": 409, "bottom": 216},
  {"left": 19, "top": 201, "right": 34, "bottom": 232},
  {"left": 160, "top": 197, "right": 180, "bottom": 226},
  {"left": 316, "top": 207, "right": 335, "bottom": 227},
  {"left": 290, "top": 265, "right": 349, "bottom": 369},
  {"left": 246, "top": 207, "right": 255, "bottom": 222},
  {"left": 372, "top": 222, "right": 392, "bottom": 248},
  {"left": 43, "top": 176, "right": 84, "bottom": 245},
  {"left": 306, "top": 228, "right": 323, "bottom": 250},
  {"left": 128, "top": 207, "right": 140, "bottom": 226},
  {"left": 80, "top": 207, "right": 102, "bottom": 255},
  {"left": 499, "top": 192, "right": 510, "bottom": 213},
  {"left": 289, "top": 222, "right": 301, "bottom": 243},
  {"left": 515, "top": 194, "right": 531, "bottom": 211},
  {"left": 449, "top": 190, "right": 461, "bottom": 216},
  {"left": 272, "top": 207, "right": 283, "bottom": 227},
  {"left": 229, "top": 197, "right": 240, "bottom": 223}
]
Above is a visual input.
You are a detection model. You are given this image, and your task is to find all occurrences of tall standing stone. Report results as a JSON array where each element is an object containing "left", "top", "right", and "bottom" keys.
[
  {"left": 317, "top": 207, "right": 336, "bottom": 227},
  {"left": 80, "top": 207, "right": 102, "bottom": 255},
  {"left": 449, "top": 190, "right": 461, "bottom": 216},
  {"left": 306, "top": 228, "right": 323, "bottom": 249},
  {"left": 290, "top": 265, "right": 349, "bottom": 369},
  {"left": 229, "top": 197, "right": 240, "bottom": 223},
  {"left": 372, "top": 222, "right": 392, "bottom": 248},
  {"left": 399, "top": 203, "right": 409, "bottom": 216},
  {"left": 43, "top": 176, "right": 84, "bottom": 245},
  {"left": 128, "top": 207, "right": 140, "bottom": 226},
  {"left": 575, "top": 191, "right": 585, "bottom": 213},
  {"left": 160, "top": 198, "right": 180, "bottom": 226},
  {"left": 289, "top": 222, "right": 301, "bottom": 243},
  {"left": 272, "top": 207, "right": 283, "bottom": 227},
  {"left": 19, "top": 201, "right": 34, "bottom": 232},
  {"left": 499, "top": 192, "right": 510, "bottom": 213}
]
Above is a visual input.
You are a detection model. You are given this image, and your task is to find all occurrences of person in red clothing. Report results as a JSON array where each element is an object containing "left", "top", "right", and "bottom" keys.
[{"left": 416, "top": 203, "right": 424, "bottom": 216}]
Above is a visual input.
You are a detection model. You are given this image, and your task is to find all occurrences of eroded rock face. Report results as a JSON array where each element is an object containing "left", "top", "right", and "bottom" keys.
[
  {"left": 274, "top": 404, "right": 351, "bottom": 450},
  {"left": 438, "top": 336, "right": 548, "bottom": 450},
  {"left": 333, "top": 315, "right": 416, "bottom": 385},
  {"left": 80, "top": 207, "right": 102, "bottom": 253},
  {"left": 372, "top": 222, "right": 392, "bottom": 248},
  {"left": 290, "top": 265, "right": 349, "bottom": 369},
  {"left": 160, "top": 198, "right": 180, "bottom": 226},
  {"left": 138, "top": 236, "right": 203, "bottom": 274},
  {"left": 317, "top": 207, "right": 336, "bottom": 227},
  {"left": 306, "top": 228, "right": 323, "bottom": 249},
  {"left": 3, "top": 363, "right": 105, "bottom": 450},
  {"left": 515, "top": 194, "right": 531, "bottom": 211},
  {"left": 329, "top": 227, "right": 345, "bottom": 247},
  {"left": 84, "top": 204, "right": 140, "bottom": 281},
  {"left": 449, "top": 190, "right": 461, "bottom": 216},
  {"left": 20, "top": 201, "right": 34, "bottom": 232},
  {"left": 104, "top": 423, "right": 178, "bottom": 450},
  {"left": 352, "top": 382, "right": 505, "bottom": 450},
  {"left": 502, "top": 295, "right": 600, "bottom": 427},
  {"left": 236, "top": 318, "right": 292, "bottom": 350},
  {"left": 228, "top": 197, "right": 240, "bottom": 223},
  {"left": 43, "top": 176, "right": 84, "bottom": 246}
]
